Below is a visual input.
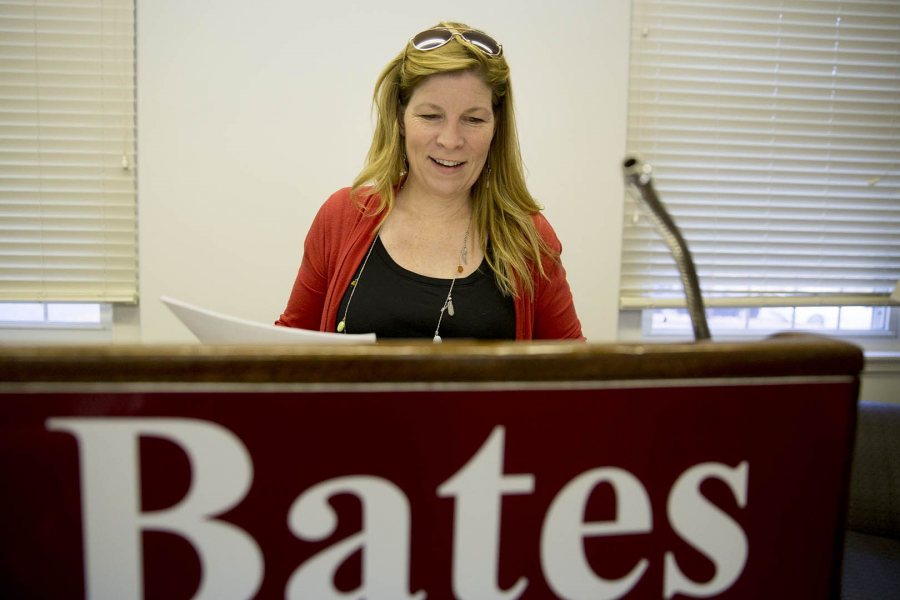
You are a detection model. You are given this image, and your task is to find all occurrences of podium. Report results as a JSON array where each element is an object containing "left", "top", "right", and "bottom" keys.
[{"left": 0, "top": 335, "right": 862, "bottom": 599}]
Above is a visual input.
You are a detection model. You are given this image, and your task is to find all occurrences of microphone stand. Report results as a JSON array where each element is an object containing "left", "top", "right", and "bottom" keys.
[{"left": 622, "top": 157, "right": 711, "bottom": 341}]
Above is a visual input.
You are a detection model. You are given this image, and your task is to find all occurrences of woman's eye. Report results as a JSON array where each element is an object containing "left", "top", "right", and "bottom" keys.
[{"left": 418, "top": 114, "right": 440, "bottom": 120}]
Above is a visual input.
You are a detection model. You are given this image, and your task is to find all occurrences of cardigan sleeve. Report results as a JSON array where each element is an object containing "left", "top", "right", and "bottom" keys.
[
  {"left": 275, "top": 189, "right": 360, "bottom": 330},
  {"left": 275, "top": 202, "right": 333, "bottom": 329},
  {"left": 531, "top": 215, "right": 585, "bottom": 340}
]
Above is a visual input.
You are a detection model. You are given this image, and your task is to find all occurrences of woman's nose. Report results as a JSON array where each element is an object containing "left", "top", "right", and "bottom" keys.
[{"left": 436, "top": 122, "right": 464, "bottom": 149}]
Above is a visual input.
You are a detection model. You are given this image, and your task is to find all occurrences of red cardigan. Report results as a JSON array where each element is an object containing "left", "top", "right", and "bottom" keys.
[{"left": 276, "top": 188, "right": 584, "bottom": 340}]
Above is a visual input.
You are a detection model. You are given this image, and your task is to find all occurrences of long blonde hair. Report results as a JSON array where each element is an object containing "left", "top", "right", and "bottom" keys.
[{"left": 351, "top": 22, "right": 552, "bottom": 297}]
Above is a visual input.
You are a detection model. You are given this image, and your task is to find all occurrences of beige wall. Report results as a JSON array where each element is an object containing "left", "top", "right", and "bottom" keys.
[
  {"left": 136, "top": 0, "right": 631, "bottom": 343},
  {"left": 132, "top": 1, "right": 900, "bottom": 402}
]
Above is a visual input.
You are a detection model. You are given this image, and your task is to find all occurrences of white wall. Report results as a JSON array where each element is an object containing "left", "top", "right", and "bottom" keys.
[{"left": 136, "top": 0, "right": 631, "bottom": 343}]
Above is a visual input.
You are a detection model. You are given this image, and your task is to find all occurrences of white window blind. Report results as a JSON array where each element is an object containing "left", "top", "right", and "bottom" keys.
[
  {"left": 0, "top": 0, "right": 136, "bottom": 303},
  {"left": 622, "top": 0, "right": 900, "bottom": 309}
]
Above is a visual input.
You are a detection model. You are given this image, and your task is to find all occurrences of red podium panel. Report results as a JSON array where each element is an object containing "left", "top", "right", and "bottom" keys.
[{"left": 0, "top": 337, "right": 861, "bottom": 599}]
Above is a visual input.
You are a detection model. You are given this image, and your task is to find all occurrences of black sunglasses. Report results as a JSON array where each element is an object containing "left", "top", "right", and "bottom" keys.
[{"left": 409, "top": 27, "right": 503, "bottom": 57}]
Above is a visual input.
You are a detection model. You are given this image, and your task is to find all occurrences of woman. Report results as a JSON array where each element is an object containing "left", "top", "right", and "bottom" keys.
[{"left": 276, "top": 23, "right": 583, "bottom": 341}]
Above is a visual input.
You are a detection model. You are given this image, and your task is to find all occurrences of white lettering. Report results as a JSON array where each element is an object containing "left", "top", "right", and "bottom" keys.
[
  {"left": 286, "top": 476, "right": 424, "bottom": 600},
  {"left": 541, "top": 467, "right": 652, "bottom": 600},
  {"left": 664, "top": 461, "right": 749, "bottom": 598},
  {"left": 46, "top": 417, "right": 262, "bottom": 600},
  {"left": 47, "top": 416, "right": 751, "bottom": 599},
  {"left": 438, "top": 426, "right": 534, "bottom": 600}
]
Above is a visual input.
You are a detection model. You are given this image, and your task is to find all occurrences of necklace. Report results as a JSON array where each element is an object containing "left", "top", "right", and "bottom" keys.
[
  {"left": 335, "top": 235, "right": 378, "bottom": 334},
  {"left": 433, "top": 222, "right": 470, "bottom": 342},
  {"left": 337, "top": 221, "right": 471, "bottom": 343}
]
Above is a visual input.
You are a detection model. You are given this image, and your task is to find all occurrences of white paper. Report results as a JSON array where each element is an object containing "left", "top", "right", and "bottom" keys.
[{"left": 161, "top": 296, "right": 376, "bottom": 344}]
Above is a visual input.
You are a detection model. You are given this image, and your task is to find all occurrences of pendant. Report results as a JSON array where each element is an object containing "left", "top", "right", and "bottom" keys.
[
  {"left": 433, "top": 334, "right": 442, "bottom": 343},
  {"left": 337, "top": 320, "right": 346, "bottom": 333},
  {"left": 447, "top": 299, "right": 455, "bottom": 317}
]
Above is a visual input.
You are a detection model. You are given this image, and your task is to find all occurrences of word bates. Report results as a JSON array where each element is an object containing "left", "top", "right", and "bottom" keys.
[{"left": 48, "top": 418, "right": 749, "bottom": 600}]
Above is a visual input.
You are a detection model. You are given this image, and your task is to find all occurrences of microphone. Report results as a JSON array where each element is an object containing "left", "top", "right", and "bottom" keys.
[{"left": 622, "top": 156, "right": 711, "bottom": 341}]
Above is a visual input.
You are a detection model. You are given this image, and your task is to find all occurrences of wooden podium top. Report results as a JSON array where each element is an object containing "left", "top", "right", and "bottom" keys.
[{"left": 0, "top": 333, "right": 863, "bottom": 385}]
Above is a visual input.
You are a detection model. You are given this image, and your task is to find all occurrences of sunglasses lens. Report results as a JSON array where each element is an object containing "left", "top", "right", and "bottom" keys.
[
  {"left": 410, "top": 28, "right": 502, "bottom": 57},
  {"left": 461, "top": 30, "right": 502, "bottom": 56},
  {"left": 412, "top": 29, "right": 453, "bottom": 50}
]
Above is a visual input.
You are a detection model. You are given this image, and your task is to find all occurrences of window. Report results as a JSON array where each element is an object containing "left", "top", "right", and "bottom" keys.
[
  {"left": 622, "top": 1, "right": 900, "bottom": 322},
  {"left": 646, "top": 305, "right": 893, "bottom": 338},
  {"left": 0, "top": 0, "right": 137, "bottom": 304},
  {"left": 0, "top": 301, "right": 110, "bottom": 329}
]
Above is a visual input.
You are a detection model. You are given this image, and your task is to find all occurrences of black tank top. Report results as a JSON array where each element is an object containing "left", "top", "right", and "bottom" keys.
[{"left": 336, "top": 237, "right": 516, "bottom": 340}]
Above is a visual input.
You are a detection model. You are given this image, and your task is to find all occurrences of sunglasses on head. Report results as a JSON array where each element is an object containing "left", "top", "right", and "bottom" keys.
[{"left": 409, "top": 27, "right": 503, "bottom": 57}]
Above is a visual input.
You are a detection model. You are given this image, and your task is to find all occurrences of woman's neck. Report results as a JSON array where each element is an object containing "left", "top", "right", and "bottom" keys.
[{"left": 395, "top": 181, "right": 471, "bottom": 222}]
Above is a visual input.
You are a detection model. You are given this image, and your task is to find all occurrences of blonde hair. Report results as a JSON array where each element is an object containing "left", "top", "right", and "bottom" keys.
[{"left": 351, "top": 22, "right": 553, "bottom": 297}]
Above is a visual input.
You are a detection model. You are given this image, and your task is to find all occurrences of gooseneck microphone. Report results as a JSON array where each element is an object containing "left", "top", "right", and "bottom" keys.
[{"left": 622, "top": 156, "right": 711, "bottom": 341}]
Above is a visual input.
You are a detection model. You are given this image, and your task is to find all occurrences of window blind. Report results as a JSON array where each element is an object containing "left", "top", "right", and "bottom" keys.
[
  {"left": 0, "top": 0, "right": 136, "bottom": 303},
  {"left": 621, "top": 0, "right": 900, "bottom": 309}
]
